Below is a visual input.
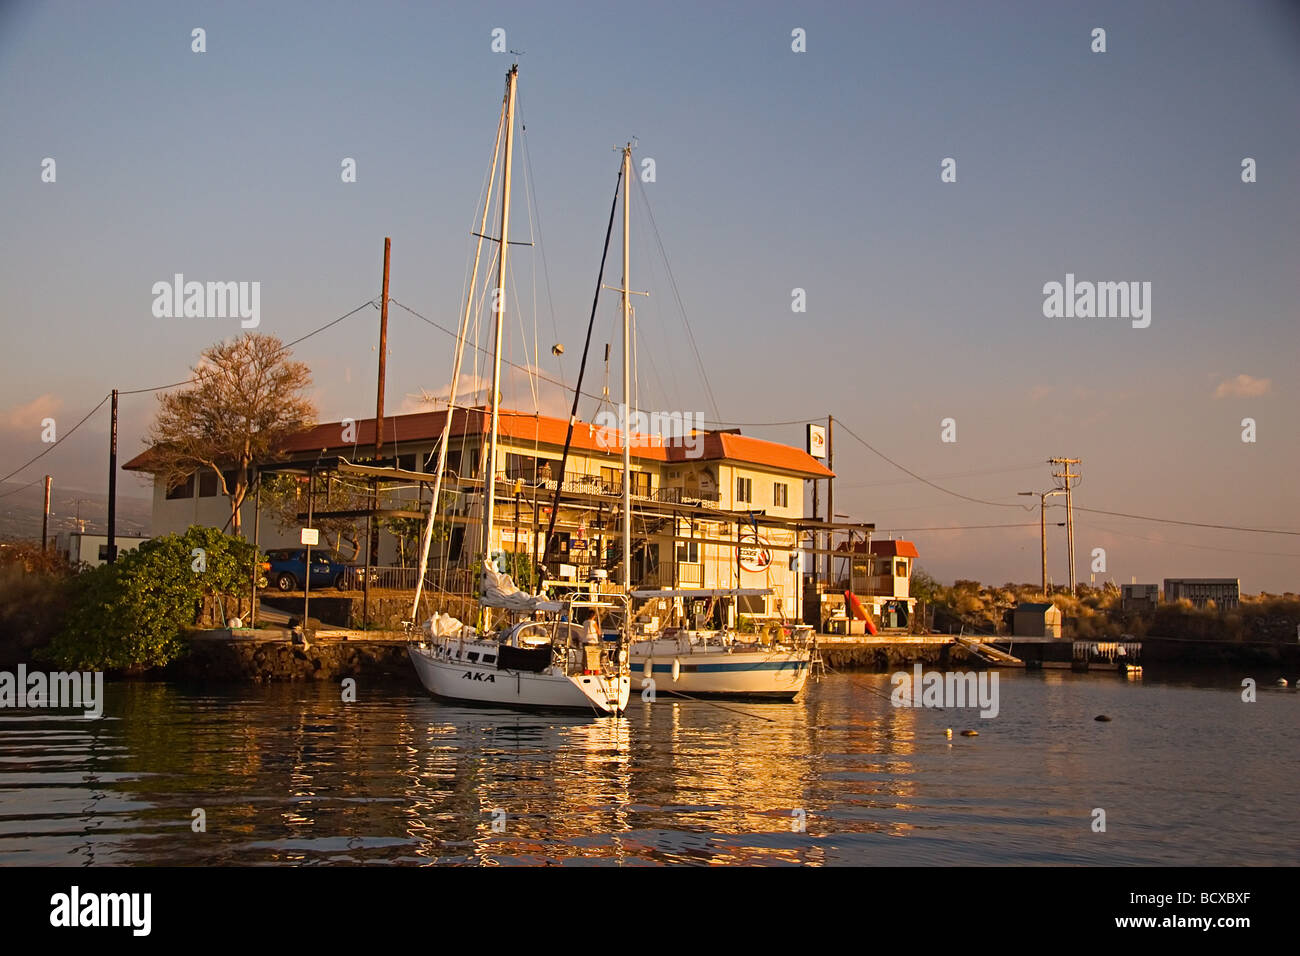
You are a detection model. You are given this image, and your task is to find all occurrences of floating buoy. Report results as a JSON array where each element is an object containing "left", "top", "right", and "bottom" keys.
[
  {"left": 1095, "top": 715, "right": 1112, "bottom": 722},
  {"left": 671, "top": 658, "right": 681, "bottom": 683},
  {"left": 642, "top": 657, "right": 652, "bottom": 679},
  {"left": 1275, "top": 678, "right": 1288, "bottom": 687},
  {"left": 945, "top": 728, "right": 953, "bottom": 739},
  {"left": 960, "top": 729, "right": 978, "bottom": 737}
]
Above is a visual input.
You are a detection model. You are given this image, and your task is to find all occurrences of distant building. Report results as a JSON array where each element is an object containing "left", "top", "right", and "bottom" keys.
[
  {"left": 1121, "top": 583, "right": 1160, "bottom": 612},
  {"left": 1013, "top": 602, "right": 1063, "bottom": 638},
  {"left": 56, "top": 531, "right": 150, "bottom": 568},
  {"left": 1164, "top": 578, "right": 1239, "bottom": 609}
]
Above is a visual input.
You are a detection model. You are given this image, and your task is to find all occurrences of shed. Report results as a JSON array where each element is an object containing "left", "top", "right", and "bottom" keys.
[{"left": 1013, "top": 602, "right": 1062, "bottom": 638}]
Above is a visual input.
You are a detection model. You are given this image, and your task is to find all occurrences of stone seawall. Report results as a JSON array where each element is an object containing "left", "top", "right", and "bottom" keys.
[
  {"left": 165, "top": 632, "right": 422, "bottom": 686},
  {"left": 820, "top": 641, "right": 982, "bottom": 672}
]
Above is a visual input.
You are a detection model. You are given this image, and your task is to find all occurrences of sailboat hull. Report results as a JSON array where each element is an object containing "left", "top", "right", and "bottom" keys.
[
  {"left": 629, "top": 641, "right": 811, "bottom": 700},
  {"left": 408, "top": 644, "right": 630, "bottom": 714}
]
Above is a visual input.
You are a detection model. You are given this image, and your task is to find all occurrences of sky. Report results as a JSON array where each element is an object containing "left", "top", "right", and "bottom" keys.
[{"left": 1, "top": 0, "right": 1298, "bottom": 591}]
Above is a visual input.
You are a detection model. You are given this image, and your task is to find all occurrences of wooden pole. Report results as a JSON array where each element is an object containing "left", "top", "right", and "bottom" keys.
[
  {"left": 825, "top": 415, "right": 833, "bottom": 584},
  {"left": 107, "top": 389, "right": 118, "bottom": 563},
  {"left": 376, "top": 238, "right": 390, "bottom": 459},
  {"left": 41, "top": 475, "right": 51, "bottom": 551}
]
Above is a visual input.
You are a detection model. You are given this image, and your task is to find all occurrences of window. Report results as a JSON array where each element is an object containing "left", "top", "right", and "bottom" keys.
[
  {"left": 506, "top": 453, "right": 538, "bottom": 481},
  {"left": 676, "top": 541, "right": 700, "bottom": 563},
  {"left": 773, "top": 482, "right": 788, "bottom": 508},
  {"left": 424, "top": 446, "right": 464, "bottom": 476},
  {"left": 397, "top": 454, "right": 417, "bottom": 472},
  {"left": 630, "top": 471, "right": 651, "bottom": 497},
  {"left": 198, "top": 471, "right": 219, "bottom": 498},
  {"left": 895, "top": 560, "right": 908, "bottom": 577},
  {"left": 735, "top": 476, "right": 752, "bottom": 504},
  {"left": 166, "top": 474, "right": 195, "bottom": 500},
  {"left": 600, "top": 466, "right": 621, "bottom": 493}
]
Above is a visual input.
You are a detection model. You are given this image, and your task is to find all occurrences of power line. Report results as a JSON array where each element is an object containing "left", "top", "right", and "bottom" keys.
[
  {"left": 119, "top": 300, "right": 378, "bottom": 396},
  {"left": 874, "top": 522, "right": 1040, "bottom": 532},
  {"left": 3, "top": 301, "right": 379, "bottom": 484},
  {"left": 0, "top": 475, "right": 44, "bottom": 499},
  {"left": 0, "top": 394, "right": 110, "bottom": 485},
  {"left": 1075, "top": 505, "right": 1299, "bottom": 537},
  {"left": 833, "top": 418, "right": 1031, "bottom": 510},
  {"left": 1081, "top": 521, "right": 1300, "bottom": 556}
]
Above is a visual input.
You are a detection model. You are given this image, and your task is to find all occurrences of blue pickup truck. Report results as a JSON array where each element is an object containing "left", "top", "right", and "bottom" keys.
[{"left": 264, "top": 548, "right": 355, "bottom": 591}]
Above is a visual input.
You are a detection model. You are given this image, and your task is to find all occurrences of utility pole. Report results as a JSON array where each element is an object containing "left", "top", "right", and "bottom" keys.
[
  {"left": 825, "top": 415, "right": 834, "bottom": 584},
  {"left": 371, "top": 237, "right": 391, "bottom": 571},
  {"left": 1020, "top": 488, "right": 1066, "bottom": 596},
  {"left": 107, "top": 388, "right": 118, "bottom": 563},
  {"left": 811, "top": 476, "right": 820, "bottom": 600},
  {"left": 1048, "top": 458, "right": 1081, "bottom": 595},
  {"left": 376, "top": 237, "right": 391, "bottom": 460},
  {"left": 41, "top": 476, "right": 51, "bottom": 551}
]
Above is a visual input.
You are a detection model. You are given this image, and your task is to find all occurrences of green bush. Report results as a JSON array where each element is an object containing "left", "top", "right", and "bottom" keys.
[{"left": 43, "top": 527, "right": 259, "bottom": 672}]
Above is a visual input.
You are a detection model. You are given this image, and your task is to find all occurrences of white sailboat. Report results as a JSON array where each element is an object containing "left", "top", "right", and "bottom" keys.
[
  {"left": 628, "top": 589, "right": 814, "bottom": 700},
  {"left": 405, "top": 64, "right": 630, "bottom": 715}
]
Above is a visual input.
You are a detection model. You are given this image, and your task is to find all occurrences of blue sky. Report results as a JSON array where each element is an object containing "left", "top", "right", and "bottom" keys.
[{"left": 2, "top": 0, "right": 1298, "bottom": 590}]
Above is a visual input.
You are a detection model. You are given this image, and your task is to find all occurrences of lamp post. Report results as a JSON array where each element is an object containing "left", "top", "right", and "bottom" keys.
[{"left": 1020, "top": 490, "right": 1066, "bottom": 596}]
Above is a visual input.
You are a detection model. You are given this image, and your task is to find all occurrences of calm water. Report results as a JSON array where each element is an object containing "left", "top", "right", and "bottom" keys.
[{"left": 0, "top": 670, "right": 1296, "bottom": 866}]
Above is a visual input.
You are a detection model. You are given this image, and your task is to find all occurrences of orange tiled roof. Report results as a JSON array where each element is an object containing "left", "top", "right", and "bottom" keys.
[{"left": 124, "top": 406, "right": 836, "bottom": 478}]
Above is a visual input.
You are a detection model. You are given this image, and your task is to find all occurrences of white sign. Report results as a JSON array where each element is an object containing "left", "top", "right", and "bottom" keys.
[
  {"left": 738, "top": 533, "right": 772, "bottom": 572},
  {"left": 300, "top": 528, "right": 319, "bottom": 546},
  {"left": 807, "top": 423, "right": 826, "bottom": 459}
]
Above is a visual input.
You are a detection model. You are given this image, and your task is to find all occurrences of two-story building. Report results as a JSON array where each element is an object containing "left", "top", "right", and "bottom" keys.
[{"left": 124, "top": 406, "right": 842, "bottom": 621}]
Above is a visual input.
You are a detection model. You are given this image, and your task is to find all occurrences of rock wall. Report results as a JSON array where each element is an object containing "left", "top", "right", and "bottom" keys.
[{"left": 165, "top": 634, "right": 421, "bottom": 687}]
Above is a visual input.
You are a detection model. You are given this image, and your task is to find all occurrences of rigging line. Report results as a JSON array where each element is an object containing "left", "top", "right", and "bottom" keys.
[
  {"left": 1, "top": 394, "right": 110, "bottom": 485},
  {"left": 834, "top": 419, "right": 1031, "bottom": 511},
  {"left": 516, "top": 103, "right": 565, "bottom": 385},
  {"left": 640, "top": 206, "right": 686, "bottom": 412},
  {"left": 633, "top": 170, "right": 721, "bottom": 422},
  {"left": 1073, "top": 505, "right": 1299, "bottom": 536},
  {"left": 541, "top": 158, "right": 624, "bottom": 567},
  {"left": 393, "top": 296, "right": 613, "bottom": 408}
]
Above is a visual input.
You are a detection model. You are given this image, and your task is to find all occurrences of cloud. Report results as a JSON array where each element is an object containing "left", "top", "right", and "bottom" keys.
[
  {"left": 1028, "top": 385, "right": 1052, "bottom": 403},
  {"left": 1213, "top": 374, "right": 1271, "bottom": 399},
  {"left": 0, "top": 393, "right": 63, "bottom": 432}
]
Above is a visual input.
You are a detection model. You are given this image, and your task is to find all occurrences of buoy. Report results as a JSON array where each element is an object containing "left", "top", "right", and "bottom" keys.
[
  {"left": 1095, "top": 715, "right": 1112, "bottom": 722},
  {"left": 671, "top": 658, "right": 681, "bottom": 683},
  {"left": 642, "top": 657, "right": 652, "bottom": 679},
  {"left": 960, "top": 729, "right": 978, "bottom": 737},
  {"left": 1276, "top": 678, "right": 1288, "bottom": 687},
  {"left": 945, "top": 728, "right": 953, "bottom": 739}
]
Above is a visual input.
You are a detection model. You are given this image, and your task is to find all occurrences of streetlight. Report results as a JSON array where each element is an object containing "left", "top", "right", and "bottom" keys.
[{"left": 1019, "top": 490, "right": 1066, "bottom": 596}]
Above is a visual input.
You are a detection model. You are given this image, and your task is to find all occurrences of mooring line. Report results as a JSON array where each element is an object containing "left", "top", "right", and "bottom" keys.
[{"left": 651, "top": 686, "right": 777, "bottom": 722}]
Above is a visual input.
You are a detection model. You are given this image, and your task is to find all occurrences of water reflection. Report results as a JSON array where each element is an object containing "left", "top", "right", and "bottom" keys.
[{"left": 0, "top": 671, "right": 1295, "bottom": 865}]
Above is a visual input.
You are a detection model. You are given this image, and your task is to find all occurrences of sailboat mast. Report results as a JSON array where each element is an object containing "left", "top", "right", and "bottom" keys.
[
  {"left": 621, "top": 144, "right": 632, "bottom": 590},
  {"left": 408, "top": 88, "right": 507, "bottom": 623},
  {"left": 484, "top": 64, "right": 518, "bottom": 567}
]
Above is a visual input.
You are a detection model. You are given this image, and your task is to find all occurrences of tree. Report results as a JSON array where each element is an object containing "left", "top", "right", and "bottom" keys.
[
  {"left": 44, "top": 527, "right": 258, "bottom": 671},
  {"left": 146, "top": 333, "right": 314, "bottom": 536},
  {"left": 259, "top": 473, "right": 369, "bottom": 559}
]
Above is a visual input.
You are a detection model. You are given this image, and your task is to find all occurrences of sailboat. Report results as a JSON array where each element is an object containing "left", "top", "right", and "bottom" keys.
[
  {"left": 627, "top": 589, "right": 815, "bottom": 700},
  {"left": 405, "top": 65, "right": 630, "bottom": 715}
]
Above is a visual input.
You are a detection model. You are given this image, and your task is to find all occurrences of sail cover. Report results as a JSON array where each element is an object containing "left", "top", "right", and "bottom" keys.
[{"left": 481, "top": 560, "right": 563, "bottom": 612}]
